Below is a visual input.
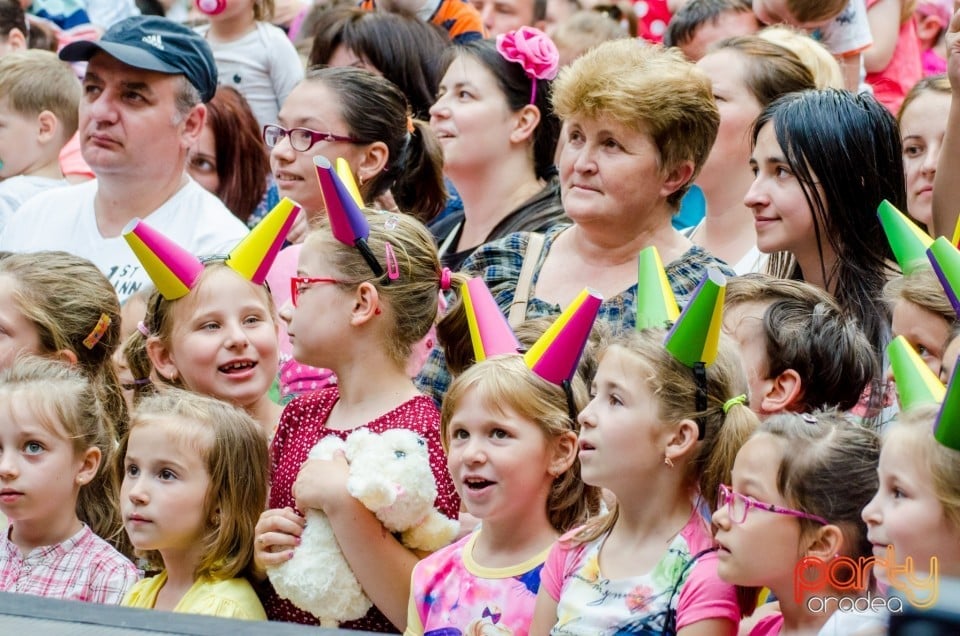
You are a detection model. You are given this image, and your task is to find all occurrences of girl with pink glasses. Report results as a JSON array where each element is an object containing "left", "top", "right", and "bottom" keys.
[{"left": 713, "top": 411, "right": 883, "bottom": 635}]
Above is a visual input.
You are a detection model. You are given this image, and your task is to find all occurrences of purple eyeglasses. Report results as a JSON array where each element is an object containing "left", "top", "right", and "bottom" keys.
[{"left": 717, "top": 484, "right": 829, "bottom": 525}]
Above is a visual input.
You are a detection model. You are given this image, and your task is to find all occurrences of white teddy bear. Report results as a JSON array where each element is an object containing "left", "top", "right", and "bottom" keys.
[{"left": 267, "top": 428, "right": 459, "bottom": 628}]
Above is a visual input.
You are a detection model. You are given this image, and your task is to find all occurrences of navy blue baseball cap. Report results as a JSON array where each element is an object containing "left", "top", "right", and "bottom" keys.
[{"left": 60, "top": 15, "right": 218, "bottom": 103}]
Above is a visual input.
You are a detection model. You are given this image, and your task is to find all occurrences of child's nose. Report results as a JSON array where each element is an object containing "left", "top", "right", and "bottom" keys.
[{"left": 0, "top": 452, "right": 19, "bottom": 478}]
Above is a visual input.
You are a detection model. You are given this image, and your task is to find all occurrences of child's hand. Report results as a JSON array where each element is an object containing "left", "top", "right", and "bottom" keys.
[
  {"left": 252, "top": 507, "right": 305, "bottom": 580},
  {"left": 292, "top": 450, "right": 351, "bottom": 512},
  {"left": 948, "top": 4, "right": 960, "bottom": 89}
]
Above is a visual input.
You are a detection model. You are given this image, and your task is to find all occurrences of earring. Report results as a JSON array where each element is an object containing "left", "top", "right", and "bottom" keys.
[
  {"left": 358, "top": 174, "right": 366, "bottom": 187},
  {"left": 664, "top": 457, "right": 674, "bottom": 469}
]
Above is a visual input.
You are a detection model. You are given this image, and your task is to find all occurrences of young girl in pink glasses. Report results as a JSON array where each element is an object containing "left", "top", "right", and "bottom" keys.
[{"left": 713, "top": 411, "right": 883, "bottom": 635}]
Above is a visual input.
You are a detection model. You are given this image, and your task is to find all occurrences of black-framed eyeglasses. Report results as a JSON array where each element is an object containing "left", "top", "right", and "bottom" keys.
[{"left": 262, "top": 124, "right": 360, "bottom": 152}]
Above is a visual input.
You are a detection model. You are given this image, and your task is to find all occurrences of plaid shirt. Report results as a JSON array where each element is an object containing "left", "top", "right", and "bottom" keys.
[
  {"left": 415, "top": 225, "right": 736, "bottom": 405},
  {"left": 1, "top": 524, "right": 140, "bottom": 604}
]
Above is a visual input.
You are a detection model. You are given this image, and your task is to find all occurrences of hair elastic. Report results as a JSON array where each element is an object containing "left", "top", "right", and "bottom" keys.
[
  {"left": 82, "top": 313, "right": 112, "bottom": 349},
  {"left": 439, "top": 267, "right": 452, "bottom": 291},
  {"left": 722, "top": 394, "right": 747, "bottom": 414},
  {"left": 137, "top": 320, "right": 151, "bottom": 337},
  {"left": 406, "top": 114, "right": 415, "bottom": 134}
]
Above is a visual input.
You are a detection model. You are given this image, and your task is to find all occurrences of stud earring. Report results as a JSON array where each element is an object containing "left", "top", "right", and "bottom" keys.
[{"left": 664, "top": 457, "right": 674, "bottom": 469}]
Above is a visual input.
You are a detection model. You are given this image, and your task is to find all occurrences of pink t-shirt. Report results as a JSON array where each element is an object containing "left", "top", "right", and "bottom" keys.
[
  {"left": 865, "top": 0, "right": 923, "bottom": 113},
  {"left": 262, "top": 387, "right": 460, "bottom": 631},
  {"left": 750, "top": 614, "right": 784, "bottom": 635},
  {"left": 409, "top": 530, "right": 549, "bottom": 635},
  {"left": 540, "top": 512, "right": 739, "bottom": 634}
]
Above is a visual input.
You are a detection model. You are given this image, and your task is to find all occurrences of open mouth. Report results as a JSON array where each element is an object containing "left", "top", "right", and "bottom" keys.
[
  {"left": 219, "top": 360, "right": 257, "bottom": 374},
  {"left": 463, "top": 477, "right": 495, "bottom": 491}
]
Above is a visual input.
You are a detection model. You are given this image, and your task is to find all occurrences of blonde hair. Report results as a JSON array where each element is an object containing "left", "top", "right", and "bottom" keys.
[
  {"left": 887, "top": 405, "right": 960, "bottom": 530},
  {"left": 0, "top": 252, "right": 127, "bottom": 439},
  {"left": 441, "top": 355, "right": 601, "bottom": 532},
  {"left": 304, "top": 210, "right": 446, "bottom": 367},
  {"left": 551, "top": 10, "right": 629, "bottom": 63},
  {"left": 898, "top": 73, "right": 951, "bottom": 123},
  {"left": 119, "top": 388, "right": 269, "bottom": 580},
  {"left": 123, "top": 262, "right": 277, "bottom": 401},
  {"left": 0, "top": 49, "right": 80, "bottom": 140},
  {"left": 0, "top": 357, "right": 124, "bottom": 553},
  {"left": 574, "top": 329, "right": 759, "bottom": 543},
  {"left": 551, "top": 39, "right": 719, "bottom": 206},
  {"left": 883, "top": 267, "right": 956, "bottom": 325},
  {"left": 757, "top": 25, "right": 844, "bottom": 90}
]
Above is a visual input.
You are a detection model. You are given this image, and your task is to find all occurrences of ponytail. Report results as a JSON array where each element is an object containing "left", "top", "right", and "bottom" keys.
[{"left": 390, "top": 118, "right": 447, "bottom": 224}]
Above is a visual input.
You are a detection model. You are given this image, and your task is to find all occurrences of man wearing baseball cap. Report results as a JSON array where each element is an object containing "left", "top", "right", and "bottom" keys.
[{"left": 0, "top": 16, "right": 249, "bottom": 304}]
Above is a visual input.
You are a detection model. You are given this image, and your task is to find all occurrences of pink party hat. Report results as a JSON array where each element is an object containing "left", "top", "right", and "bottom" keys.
[
  {"left": 225, "top": 197, "right": 301, "bottom": 284},
  {"left": 314, "top": 155, "right": 370, "bottom": 246},
  {"left": 123, "top": 218, "right": 204, "bottom": 300},
  {"left": 934, "top": 360, "right": 960, "bottom": 451},
  {"left": 927, "top": 236, "right": 960, "bottom": 317},
  {"left": 462, "top": 277, "right": 521, "bottom": 361},
  {"left": 335, "top": 157, "right": 363, "bottom": 207},
  {"left": 878, "top": 200, "right": 933, "bottom": 274},
  {"left": 887, "top": 335, "right": 946, "bottom": 410},
  {"left": 664, "top": 269, "right": 726, "bottom": 367},
  {"left": 636, "top": 246, "right": 680, "bottom": 330},
  {"left": 524, "top": 288, "right": 603, "bottom": 385}
]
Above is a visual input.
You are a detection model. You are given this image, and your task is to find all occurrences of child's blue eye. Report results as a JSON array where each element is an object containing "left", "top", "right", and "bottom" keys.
[{"left": 24, "top": 441, "right": 43, "bottom": 454}]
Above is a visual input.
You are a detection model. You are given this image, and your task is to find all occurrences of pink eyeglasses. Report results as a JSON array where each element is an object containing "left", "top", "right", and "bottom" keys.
[
  {"left": 290, "top": 276, "right": 344, "bottom": 307},
  {"left": 717, "top": 484, "right": 829, "bottom": 525}
]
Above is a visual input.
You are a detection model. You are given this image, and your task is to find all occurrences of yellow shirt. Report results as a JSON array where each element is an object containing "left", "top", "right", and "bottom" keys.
[{"left": 122, "top": 571, "right": 267, "bottom": 620}]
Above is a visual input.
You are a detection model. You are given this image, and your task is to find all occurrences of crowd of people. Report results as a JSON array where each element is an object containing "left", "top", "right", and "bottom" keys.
[{"left": 0, "top": 0, "right": 959, "bottom": 634}]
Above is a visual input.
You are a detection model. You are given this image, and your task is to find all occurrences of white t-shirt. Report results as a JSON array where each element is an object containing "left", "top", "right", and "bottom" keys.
[
  {"left": 197, "top": 22, "right": 304, "bottom": 128},
  {"left": 0, "top": 175, "right": 68, "bottom": 235},
  {"left": 0, "top": 178, "right": 249, "bottom": 304},
  {"left": 813, "top": 0, "right": 873, "bottom": 57}
]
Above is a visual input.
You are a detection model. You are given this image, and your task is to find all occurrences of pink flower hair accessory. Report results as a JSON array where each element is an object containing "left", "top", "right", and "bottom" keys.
[{"left": 495, "top": 26, "right": 560, "bottom": 104}]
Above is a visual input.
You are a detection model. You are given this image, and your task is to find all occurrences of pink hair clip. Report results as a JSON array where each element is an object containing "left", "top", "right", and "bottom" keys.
[
  {"left": 384, "top": 243, "right": 400, "bottom": 281},
  {"left": 496, "top": 26, "right": 560, "bottom": 104}
]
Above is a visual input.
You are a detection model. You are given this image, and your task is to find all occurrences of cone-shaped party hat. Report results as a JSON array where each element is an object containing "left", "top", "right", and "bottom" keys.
[
  {"left": 887, "top": 335, "right": 946, "bottom": 410},
  {"left": 636, "top": 246, "right": 680, "bottom": 330},
  {"left": 225, "top": 197, "right": 301, "bottom": 285},
  {"left": 463, "top": 277, "right": 521, "bottom": 361},
  {"left": 524, "top": 288, "right": 602, "bottom": 385},
  {"left": 952, "top": 215, "right": 960, "bottom": 248},
  {"left": 878, "top": 200, "right": 934, "bottom": 275},
  {"left": 314, "top": 155, "right": 370, "bottom": 245},
  {"left": 336, "top": 157, "right": 363, "bottom": 207},
  {"left": 934, "top": 360, "right": 960, "bottom": 451},
  {"left": 664, "top": 269, "right": 726, "bottom": 367},
  {"left": 313, "top": 155, "right": 384, "bottom": 278},
  {"left": 123, "top": 218, "right": 204, "bottom": 300},
  {"left": 927, "top": 236, "right": 960, "bottom": 317}
]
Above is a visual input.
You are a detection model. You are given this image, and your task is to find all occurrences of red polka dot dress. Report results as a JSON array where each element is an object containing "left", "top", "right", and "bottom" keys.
[{"left": 261, "top": 387, "right": 460, "bottom": 632}]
